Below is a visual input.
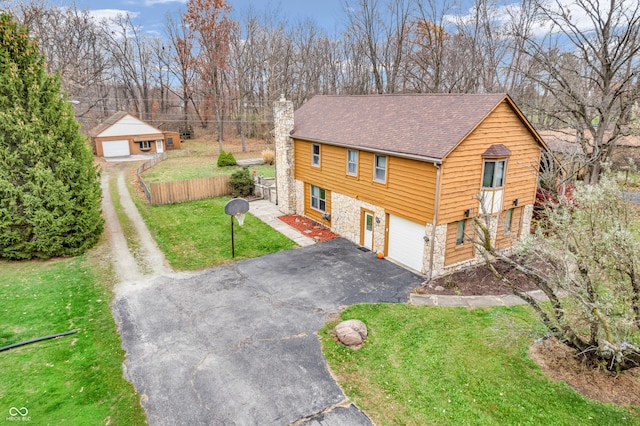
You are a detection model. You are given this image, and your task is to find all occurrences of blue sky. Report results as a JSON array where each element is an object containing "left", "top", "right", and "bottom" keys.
[{"left": 71, "top": 0, "right": 348, "bottom": 35}]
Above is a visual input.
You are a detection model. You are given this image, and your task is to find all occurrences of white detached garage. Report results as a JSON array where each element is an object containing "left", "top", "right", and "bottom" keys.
[{"left": 89, "top": 112, "right": 167, "bottom": 158}]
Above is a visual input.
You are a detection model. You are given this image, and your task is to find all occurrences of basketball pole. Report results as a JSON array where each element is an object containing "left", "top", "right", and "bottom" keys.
[{"left": 231, "top": 214, "right": 235, "bottom": 258}]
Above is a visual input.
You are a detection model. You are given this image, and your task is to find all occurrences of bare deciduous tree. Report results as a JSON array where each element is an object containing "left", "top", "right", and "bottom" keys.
[
  {"left": 515, "top": 0, "right": 640, "bottom": 184},
  {"left": 473, "top": 176, "right": 640, "bottom": 372},
  {"left": 185, "top": 0, "right": 236, "bottom": 149}
]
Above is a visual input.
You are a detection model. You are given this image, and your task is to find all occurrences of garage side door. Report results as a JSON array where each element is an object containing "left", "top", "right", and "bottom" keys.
[
  {"left": 102, "top": 139, "right": 130, "bottom": 157},
  {"left": 387, "top": 215, "right": 426, "bottom": 273}
]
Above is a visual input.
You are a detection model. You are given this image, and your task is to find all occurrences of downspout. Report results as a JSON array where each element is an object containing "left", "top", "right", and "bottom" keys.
[{"left": 427, "top": 162, "right": 441, "bottom": 282}]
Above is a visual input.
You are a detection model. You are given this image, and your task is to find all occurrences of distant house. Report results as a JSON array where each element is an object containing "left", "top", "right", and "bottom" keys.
[
  {"left": 89, "top": 112, "right": 181, "bottom": 158},
  {"left": 273, "top": 94, "right": 548, "bottom": 278}
]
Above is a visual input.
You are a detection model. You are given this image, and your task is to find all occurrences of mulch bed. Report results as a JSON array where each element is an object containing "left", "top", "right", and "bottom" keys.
[
  {"left": 417, "top": 260, "right": 539, "bottom": 296},
  {"left": 278, "top": 215, "right": 339, "bottom": 242}
]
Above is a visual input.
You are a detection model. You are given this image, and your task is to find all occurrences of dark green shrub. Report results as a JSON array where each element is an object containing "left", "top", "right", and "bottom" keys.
[
  {"left": 217, "top": 150, "right": 237, "bottom": 167},
  {"left": 0, "top": 14, "right": 103, "bottom": 259},
  {"left": 229, "top": 167, "right": 255, "bottom": 197}
]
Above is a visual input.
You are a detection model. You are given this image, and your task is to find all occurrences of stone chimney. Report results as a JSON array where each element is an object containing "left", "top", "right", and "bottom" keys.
[{"left": 273, "top": 95, "right": 296, "bottom": 214}]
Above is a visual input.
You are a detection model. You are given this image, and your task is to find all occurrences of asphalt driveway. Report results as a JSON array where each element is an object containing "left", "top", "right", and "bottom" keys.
[{"left": 112, "top": 238, "right": 423, "bottom": 425}]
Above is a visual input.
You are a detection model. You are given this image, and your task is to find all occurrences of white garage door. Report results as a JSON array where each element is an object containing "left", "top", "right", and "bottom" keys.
[
  {"left": 388, "top": 215, "right": 426, "bottom": 273},
  {"left": 102, "top": 139, "right": 130, "bottom": 157}
]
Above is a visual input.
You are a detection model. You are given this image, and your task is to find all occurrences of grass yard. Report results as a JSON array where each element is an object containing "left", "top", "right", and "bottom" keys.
[
  {"left": 0, "top": 255, "right": 146, "bottom": 425},
  {"left": 142, "top": 138, "right": 274, "bottom": 183},
  {"left": 321, "top": 304, "right": 640, "bottom": 425},
  {"left": 131, "top": 193, "right": 297, "bottom": 270}
]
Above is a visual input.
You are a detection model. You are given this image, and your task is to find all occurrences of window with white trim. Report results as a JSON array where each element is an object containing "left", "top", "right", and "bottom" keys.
[
  {"left": 374, "top": 154, "right": 387, "bottom": 183},
  {"left": 482, "top": 159, "right": 506, "bottom": 188},
  {"left": 456, "top": 219, "right": 466, "bottom": 245},
  {"left": 347, "top": 149, "right": 358, "bottom": 176},
  {"left": 505, "top": 208, "right": 514, "bottom": 233},
  {"left": 139, "top": 140, "right": 151, "bottom": 150},
  {"left": 312, "top": 144, "right": 320, "bottom": 166},
  {"left": 310, "top": 185, "right": 326, "bottom": 212}
]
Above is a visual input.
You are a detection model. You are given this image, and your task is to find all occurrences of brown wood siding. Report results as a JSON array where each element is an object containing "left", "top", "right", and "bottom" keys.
[
  {"left": 496, "top": 206, "right": 524, "bottom": 249},
  {"left": 438, "top": 100, "right": 542, "bottom": 225},
  {"left": 444, "top": 219, "right": 475, "bottom": 266},
  {"left": 303, "top": 183, "right": 332, "bottom": 225},
  {"left": 294, "top": 140, "right": 437, "bottom": 223},
  {"left": 96, "top": 132, "right": 165, "bottom": 157},
  {"left": 164, "top": 132, "right": 182, "bottom": 150}
]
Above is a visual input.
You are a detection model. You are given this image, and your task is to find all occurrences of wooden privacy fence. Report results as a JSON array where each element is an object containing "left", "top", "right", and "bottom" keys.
[
  {"left": 137, "top": 153, "right": 231, "bottom": 205},
  {"left": 148, "top": 175, "right": 231, "bottom": 205}
]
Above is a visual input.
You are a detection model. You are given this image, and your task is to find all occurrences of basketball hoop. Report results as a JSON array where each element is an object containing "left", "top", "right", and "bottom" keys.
[
  {"left": 235, "top": 212, "right": 245, "bottom": 226},
  {"left": 224, "top": 198, "right": 250, "bottom": 258}
]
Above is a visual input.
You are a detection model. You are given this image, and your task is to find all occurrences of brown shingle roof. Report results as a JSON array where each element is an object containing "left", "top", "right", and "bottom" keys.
[
  {"left": 292, "top": 93, "right": 510, "bottom": 160},
  {"left": 482, "top": 144, "right": 512, "bottom": 157},
  {"left": 87, "top": 111, "right": 130, "bottom": 137}
]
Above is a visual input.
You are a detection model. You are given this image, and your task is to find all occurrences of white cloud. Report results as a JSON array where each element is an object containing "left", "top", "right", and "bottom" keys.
[
  {"left": 87, "top": 9, "right": 140, "bottom": 22},
  {"left": 144, "top": 0, "right": 187, "bottom": 5},
  {"left": 443, "top": 0, "right": 624, "bottom": 39}
]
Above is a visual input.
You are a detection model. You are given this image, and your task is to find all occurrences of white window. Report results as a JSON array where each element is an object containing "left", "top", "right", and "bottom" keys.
[
  {"left": 347, "top": 149, "right": 358, "bottom": 176},
  {"left": 374, "top": 154, "right": 387, "bottom": 183},
  {"left": 456, "top": 219, "right": 466, "bottom": 245},
  {"left": 482, "top": 160, "right": 506, "bottom": 188},
  {"left": 312, "top": 144, "right": 320, "bottom": 167},
  {"left": 310, "top": 185, "right": 326, "bottom": 212},
  {"left": 139, "top": 140, "right": 151, "bottom": 150},
  {"left": 505, "top": 208, "right": 514, "bottom": 233}
]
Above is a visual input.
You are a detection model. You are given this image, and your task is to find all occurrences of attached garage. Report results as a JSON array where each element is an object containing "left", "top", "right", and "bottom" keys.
[
  {"left": 387, "top": 215, "right": 426, "bottom": 273},
  {"left": 101, "top": 139, "right": 130, "bottom": 157}
]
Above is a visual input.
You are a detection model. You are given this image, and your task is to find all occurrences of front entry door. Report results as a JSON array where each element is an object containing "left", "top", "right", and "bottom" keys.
[{"left": 362, "top": 211, "right": 374, "bottom": 250}]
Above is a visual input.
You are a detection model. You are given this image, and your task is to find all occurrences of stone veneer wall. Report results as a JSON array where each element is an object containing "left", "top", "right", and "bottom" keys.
[
  {"left": 273, "top": 98, "right": 296, "bottom": 214},
  {"left": 424, "top": 223, "right": 447, "bottom": 278},
  {"left": 295, "top": 180, "right": 305, "bottom": 216},
  {"left": 521, "top": 204, "right": 534, "bottom": 235},
  {"left": 331, "top": 192, "right": 386, "bottom": 251}
]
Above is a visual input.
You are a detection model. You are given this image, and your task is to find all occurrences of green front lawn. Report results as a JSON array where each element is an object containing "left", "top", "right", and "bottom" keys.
[
  {"left": 141, "top": 138, "right": 274, "bottom": 183},
  {"left": 132, "top": 195, "right": 296, "bottom": 270},
  {"left": 0, "top": 256, "right": 146, "bottom": 425},
  {"left": 321, "top": 304, "right": 640, "bottom": 425},
  {"left": 142, "top": 163, "right": 274, "bottom": 183}
]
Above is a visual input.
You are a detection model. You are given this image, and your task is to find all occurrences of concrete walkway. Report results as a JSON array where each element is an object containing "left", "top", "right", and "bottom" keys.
[
  {"left": 410, "top": 289, "right": 548, "bottom": 307},
  {"left": 249, "top": 199, "right": 316, "bottom": 247}
]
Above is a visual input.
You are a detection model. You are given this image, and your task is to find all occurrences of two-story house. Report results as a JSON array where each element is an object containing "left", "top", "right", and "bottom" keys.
[{"left": 273, "top": 94, "right": 548, "bottom": 278}]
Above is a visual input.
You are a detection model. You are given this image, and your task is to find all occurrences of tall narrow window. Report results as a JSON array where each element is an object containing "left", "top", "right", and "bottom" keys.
[
  {"left": 505, "top": 208, "right": 514, "bottom": 233},
  {"left": 482, "top": 160, "right": 506, "bottom": 188},
  {"left": 312, "top": 144, "right": 320, "bottom": 166},
  {"left": 374, "top": 154, "right": 387, "bottom": 183},
  {"left": 347, "top": 149, "right": 358, "bottom": 176},
  {"left": 456, "top": 220, "right": 466, "bottom": 245},
  {"left": 310, "top": 185, "right": 326, "bottom": 212}
]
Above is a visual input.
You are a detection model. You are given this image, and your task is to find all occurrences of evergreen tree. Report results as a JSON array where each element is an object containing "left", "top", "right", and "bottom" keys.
[{"left": 0, "top": 14, "right": 103, "bottom": 259}]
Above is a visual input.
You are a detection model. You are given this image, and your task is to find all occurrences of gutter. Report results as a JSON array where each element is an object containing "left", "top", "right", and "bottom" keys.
[{"left": 427, "top": 162, "right": 441, "bottom": 281}]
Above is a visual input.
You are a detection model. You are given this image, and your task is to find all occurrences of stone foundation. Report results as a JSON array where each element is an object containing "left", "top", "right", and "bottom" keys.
[
  {"left": 330, "top": 192, "right": 386, "bottom": 251},
  {"left": 424, "top": 223, "right": 447, "bottom": 278}
]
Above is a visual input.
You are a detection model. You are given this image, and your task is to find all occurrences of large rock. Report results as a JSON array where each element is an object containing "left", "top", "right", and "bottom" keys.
[{"left": 335, "top": 319, "right": 368, "bottom": 347}]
